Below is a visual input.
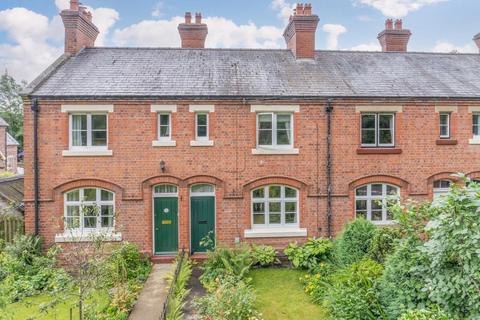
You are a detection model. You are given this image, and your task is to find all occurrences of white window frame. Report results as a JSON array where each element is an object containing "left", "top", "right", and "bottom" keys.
[
  {"left": 256, "top": 112, "right": 294, "bottom": 149},
  {"left": 68, "top": 113, "right": 108, "bottom": 150},
  {"left": 251, "top": 185, "right": 299, "bottom": 228},
  {"left": 433, "top": 180, "right": 452, "bottom": 200},
  {"left": 360, "top": 113, "right": 395, "bottom": 148},
  {"left": 439, "top": 112, "right": 450, "bottom": 139},
  {"left": 195, "top": 113, "right": 209, "bottom": 141},
  {"left": 355, "top": 183, "right": 399, "bottom": 224},
  {"left": 63, "top": 187, "right": 115, "bottom": 234},
  {"left": 473, "top": 113, "right": 480, "bottom": 139},
  {"left": 157, "top": 113, "right": 172, "bottom": 141}
]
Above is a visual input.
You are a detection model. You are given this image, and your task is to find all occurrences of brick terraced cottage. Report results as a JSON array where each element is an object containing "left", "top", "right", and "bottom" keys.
[{"left": 22, "top": 1, "right": 480, "bottom": 257}]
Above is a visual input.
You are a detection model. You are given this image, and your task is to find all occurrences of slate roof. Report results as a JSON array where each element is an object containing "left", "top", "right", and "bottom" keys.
[
  {"left": 28, "top": 47, "right": 480, "bottom": 99},
  {"left": 6, "top": 133, "right": 19, "bottom": 146},
  {"left": 0, "top": 175, "right": 24, "bottom": 212}
]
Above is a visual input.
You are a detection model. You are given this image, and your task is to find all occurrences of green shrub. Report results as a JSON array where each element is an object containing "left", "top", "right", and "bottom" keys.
[
  {"left": 284, "top": 238, "right": 333, "bottom": 270},
  {"left": 323, "top": 259, "right": 386, "bottom": 320},
  {"left": 300, "top": 261, "right": 334, "bottom": 304},
  {"left": 399, "top": 308, "right": 450, "bottom": 320},
  {"left": 251, "top": 245, "right": 278, "bottom": 267},
  {"left": 194, "top": 275, "right": 263, "bottom": 320},
  {"left": 166, "top": 256, "right": 193, "bottom": 320},
  {"left": 334, "top": 218, "right": 377, "bottom": 266},
  {"left": 199, "top": 244, "right": 253, "bottom": 291},
  {"left": 107, "top": 242, "right": 152, "bottom": 284},
  {"left": 0, "top": 239, "right": 5, "bottom": 253},
  {"left": 367, "top": 227, "right": 402, "bottom": 263},
  {"left": 378, "top": 237, "right": 430, "bottom": 319},
  {"left": 4, "top": 234, "right": 42, "bottom": 265}
]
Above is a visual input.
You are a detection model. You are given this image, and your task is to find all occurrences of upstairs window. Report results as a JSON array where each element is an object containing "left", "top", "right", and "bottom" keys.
[
  {"left": 64, "top": 187, "right": 115, "bottom": 232},
  {"left": 361, "top": 113, "right": 394, "bottom": 147},
  {"left": 257, "top": 113, "right": 293, "bottom": 148},
  {"left": 439, "top": 113, "right": 450, "bottom": 139},
  {"left": 355, "top": 183, "right": 399, "bottom": 224},
  {"left": 158, "top": 113, "right": 171, "bottom": 140},
  {"left": 195, "top": 113, "right": 209, "bottom": 140},
  {"left": 70, "top": 113, "right": 107, "bottom": 149},
  {"left": 473, "top": 113, "right": 479, "bottom": 139},
  {"left": 251, "top": 185, "right": 298, "bottom": 227}
]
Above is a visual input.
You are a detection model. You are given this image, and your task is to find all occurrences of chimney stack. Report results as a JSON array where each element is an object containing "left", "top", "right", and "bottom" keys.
[
  {"left": 283, "top": 3, "right": 319, "bottom": 59},
  {"left": 377, "top": 19, "right": 411, "bottom": 52},
  {"left": 178, "top": 12, "right": 208, "bottom": 48},
  {"left": 474, "top": 33, "right": 480, "bottom": 52},
  {"left": 60, "top": 0, "right": 99, "bottom": 54}
]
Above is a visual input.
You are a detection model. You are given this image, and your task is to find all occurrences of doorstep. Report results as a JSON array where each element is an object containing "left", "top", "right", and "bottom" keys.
[{"left": 150, "top": 255, "right": 176, "bottom": 264}]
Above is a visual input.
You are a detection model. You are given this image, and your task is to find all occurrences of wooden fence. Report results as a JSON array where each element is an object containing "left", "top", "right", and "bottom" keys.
[{"left": 0, "top": 214, "right": 24, "bottom": 243}]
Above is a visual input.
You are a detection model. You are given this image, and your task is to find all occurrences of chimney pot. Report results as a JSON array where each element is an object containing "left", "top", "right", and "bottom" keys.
[
  {"left": 283, "top": 3, "right": 319, "bottom": 59},
  {"left": 378, "top": 19, "right": 411, "bottom": 52},
  {"left": 195, "top": 13, "right": 202, "bottom": 24},
  {"left": 70, "top": 0, "right": 79, "bottom": 11},
  {"left": 61, "top": 1, "right": 99, "bottom": 54},
  {"left": 474, "top": 33, "right": 480, "bottom": 52},
  {"left": 185, "top": 12, "right": 192, "bottom": 24}
]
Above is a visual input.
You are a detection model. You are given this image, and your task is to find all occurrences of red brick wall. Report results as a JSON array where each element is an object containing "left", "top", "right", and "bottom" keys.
[{"left": 22, "top": 99, "right": 480, "bottom": 254}]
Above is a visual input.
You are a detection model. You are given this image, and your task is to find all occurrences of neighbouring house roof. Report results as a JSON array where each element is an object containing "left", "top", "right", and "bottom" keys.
[
  {"left": 0, "top": 175, "right": 24, "bottom": 213},
  {"left": 0, "top": 117, "right": 8, "bottom": 127},
  {"left": 6, "top": 133, "right": 19, "bottom": 146},
  {"left": 26, "top": 47, "right": 480, "bottom": 99}
]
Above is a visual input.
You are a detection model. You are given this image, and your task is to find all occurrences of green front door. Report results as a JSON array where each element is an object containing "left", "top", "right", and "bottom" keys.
[
  {"left": 190, "top": 196, "right": 215, "bottom": 253},
  {"left": 154, "top": 197, "right": 178, "bottom": 254}
]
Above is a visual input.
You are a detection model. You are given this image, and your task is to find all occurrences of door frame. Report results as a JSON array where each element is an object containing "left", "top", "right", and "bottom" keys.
[
  {"left": 189, "top": 184, "right": 216, "bottom": 253},
  {"left": 152, "top": 184, "right": 179, "bottom": 255}
]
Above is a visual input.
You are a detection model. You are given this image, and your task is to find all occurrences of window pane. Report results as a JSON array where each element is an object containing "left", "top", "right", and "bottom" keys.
[
  {"left": 197, "top": 114, "right": 207, "bottom": 126},
  {"left": 371, "top": 210, "right": 382, "bottom": 221},
  {"left": 277, "top": 115, "right": 291, "bottom": 130},
  {"left": 67, "top": 205, "right": 80, "bottom": 217},
  {"left": 379, "top": 114, "right": 393, "bottom": 129},
  {"left": 285, "top": 202, "right": 296, "bottom": 212},
  {"left": 83, "top": 188, "right": 97, "bottom": 201},
  {"left": 66, "top": 206, "right": 80, "bottom": 229},
  {"left": 72, "top": 115, "right": 87, "bottom": 130},
  {"left": 259, "top": 130, "right": 273, "bottom": 145},
  {"left": 361, "top": 115, "right": 375, "bottom": 129},
  {"left": 160, "top": 114, "right": 170, "bottom": 125},
  {"left": 92, "top": 131, "right": 107, "bottom": 146},
  {"left": 269, "top": 202, "right": 281, "bottom": 213},
  {"left": 361, "top": 130, "right": 375, "bottom": 145},
  {"left": 160, "top": 125, "right": 170, "bottom": 137},
  {"left": 434, "top": 180, "right": 451, "bottom": 189},
  {"left": 277, "top": 130, "right": 291, "bottom": 145},
  {"left": 253, "top": 202, "right": 265, "bottom": 213},
  {"left": 191, "top": 184, "right": 214, "bottom": 193},
  {"left": 356, "top": 200, "right": 367, "bottom": 211},
  {"left": 379, "top": 129, "right": 393, "bottom": 144},
  {"left": 269, "top": 186, "right": 281, "bottom": 198},
  {"left": 386, "top": 209, "right": 394, "bottom": 221},
  {"left": 371, "top": 184, "right": 383, "bottom": 196},
  {"left": 258, "top": 114, "right": 272, "bottom": 129},
  {"left": 269, "top": 214, "right": 281, "bottom": 224},
  {"left": 253, "top": 214, "right": 265, "bottom": 224},
  {"left": 440, "top": 114, "right": 449, "bottom": 125},
  {"left": 66, "top": 190, "right": 80, "bottom": 202},
  {"left": 155, "top": 185, "right": 177, "bottom": 194},
  {"left": 440, "top": 125, "right": 448, "bottom": 137},
  {"left": 101, "top": 205, "right": 114, "bottom": 227},
  {"left": 84, "top": 217, "right": 97, "bottom": 228},
  {"left": 356, "top": 186, "right": 367, "bottom": 196},
  {"left": 285, "top": 213, "right": 296, "bottom": 224},
  {"left": 372, "top": 201, "right": 382, "bottom": 211},
  {"left": 101, "top": 190, "right": 114, "bottom": 201},
  {"left": 83, "top": 205, "right": 97, "bottom": 228},
  {"left": 92, "top": 115, "right": 107, "bottom": 130},
  {"left": 474, "top": 115, "right": 479, "bottom": 136},
  {"left": 386, "top": 185, "right": 398, "bottom": 195},
  {"left": 72, "top": 131, "right": 87, "bottom": 147},
  {"left": 356, "top": 211, "right": 367, "bottom": 219},
  {"left": 285, "top": 187, "right": 297, "bottom": 198},
  {"left": 197, "top": 125, "right": 207, "bottom": 137},
  {"left": 252, "top": 188, "right": 264, "bottom": 198},
  {"left": 83, "top": 205, "right": 97, "bottom": 217}
]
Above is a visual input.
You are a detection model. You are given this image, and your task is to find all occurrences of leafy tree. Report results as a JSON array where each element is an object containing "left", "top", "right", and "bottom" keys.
[{"left": 0, "top": 72, "right": 24, "bottom": 149}]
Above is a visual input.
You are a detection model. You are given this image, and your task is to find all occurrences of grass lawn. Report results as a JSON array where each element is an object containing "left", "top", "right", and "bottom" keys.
[
  {"left": 250, "top": 268, "right": 328, "bottom": 320},
  {"left": 1, "top": 290, "right": 110, "bottom": 320}
]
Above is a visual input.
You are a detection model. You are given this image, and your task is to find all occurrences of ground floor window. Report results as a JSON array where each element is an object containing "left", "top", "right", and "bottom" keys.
[
  {"left": 251, "top": 185, "right": 298, "bottom": 227},
  {"left": 355, "top": 183, "right": 399, "bottom": 223},
  {"left": 433, "top": 179, "right": 452, "bottom": 200},
  {"left": 64, "top": 187, "right": 115, "bottom": 232}
]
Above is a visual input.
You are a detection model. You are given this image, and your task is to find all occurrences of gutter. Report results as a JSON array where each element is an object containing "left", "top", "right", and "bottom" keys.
[
  {"left": 325, "top": 99, "right": 333, "bottom": 238},
  {"left": 31, "top": 99, "right": 40, "bottom": 236}
]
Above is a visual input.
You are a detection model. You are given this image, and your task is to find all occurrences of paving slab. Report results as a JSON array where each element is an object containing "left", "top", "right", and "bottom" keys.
[{"left": 129, "top": 263, "right": 175, "bottom": 320}]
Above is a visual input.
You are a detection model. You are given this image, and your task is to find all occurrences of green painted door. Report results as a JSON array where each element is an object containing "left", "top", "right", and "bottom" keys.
[
  {"left": 190, "top": 196, "right": 215, "bottom": 252},
  {"left": 154, "top": 197, "right": 178, "bottom": 254}
]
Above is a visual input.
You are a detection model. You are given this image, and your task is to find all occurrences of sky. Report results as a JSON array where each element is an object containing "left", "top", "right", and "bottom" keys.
[{"left": 0, "top": 0, "right": 478, "bottom": 82}]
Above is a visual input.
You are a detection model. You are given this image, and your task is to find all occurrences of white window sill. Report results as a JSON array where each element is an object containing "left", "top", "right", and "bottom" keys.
[
  {"left": 251, "top": 148, "right": 299, "bottom": 155},
  {"left": 469, "top": 138, "right": 480, "bottom": 145},
  {"left": 152, "top": 140, "right": 176, "bottom": 147},
  {"left": 244, "top": 228, "right": 307, "bottom": 238},
  {"left": 62, "top": 149, "right": 113, "bottom": 157},
  {"left": 190, "top": 140, "right": 214, "bottom": 147},
  {"left": 55, "top": 231, "right": 122, "bottom": 243}
]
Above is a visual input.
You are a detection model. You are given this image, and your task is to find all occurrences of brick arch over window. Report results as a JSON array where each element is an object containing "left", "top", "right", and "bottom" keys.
[
  {"left": 142, "top": 175, "right": 183, "bottom": 189},
  {"left": 349, "top": 175, "right": 409, "bottom": 196},
  {"left": 467, "top": 171, "right": 480, "bottom": 181},
  {"left": 184, "top": 175, "right": 223, "bottom": 187},
  {"left": 243, "top": 176, "right": 307, "bottom": 192},
  {"left": 53, "top": 178, "right": 123, "bottom": 200},
  {"left": 426, "top": 172, "right": 461, "bottom": 200}
]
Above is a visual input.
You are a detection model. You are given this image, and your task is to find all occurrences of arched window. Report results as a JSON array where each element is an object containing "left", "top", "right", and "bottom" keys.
[
  {"left": 251, "top": 185, "right": 299, "bottom": 227},
  {"left": 64, "top": 187, "right": 115, "bottom": 232},
  {"left": 190, "top": 184, "right": 215, "bottom": 196},
  {"left": 433, "top": 179, "right": 452, "bottom": 200},
  {"left": 153, "top": 184, "right": 178, "bottom": 196},
  {"left": 355, "top": 183, "right": 399, "bottom": 224}
]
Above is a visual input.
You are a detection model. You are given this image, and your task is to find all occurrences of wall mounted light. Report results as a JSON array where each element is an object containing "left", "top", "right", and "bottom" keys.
[{"left": 160, "top": 160, "right": 166, "bottom": 173}]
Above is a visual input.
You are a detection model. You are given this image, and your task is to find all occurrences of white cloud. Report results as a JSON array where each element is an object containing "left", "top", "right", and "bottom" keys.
[
  {"left": 152, "top": 2, "right": 163, "bottom": 18},
  {"left": 351, "top": 42, "right": 381, "bottom": 51},
  {"left": 353, "top": 0, "right": 447, "bottom": 18},
  {"left": 90, "top": 8, "right": 119, "bottom": 46},
  {"left": 54, "top": 0, "right": 69, "bottom": 11},
  {"left": 112, "top": 16, "right": 284, "bottom": 49},
  {"left": 322, "top": 24, "right": 347, "bottom": 50},
  {"left": 271, "top": 0, "right": 295, "bottom": 24},
  {"left": 432, "top": 41, "right": 477, "bottom": 53}
]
